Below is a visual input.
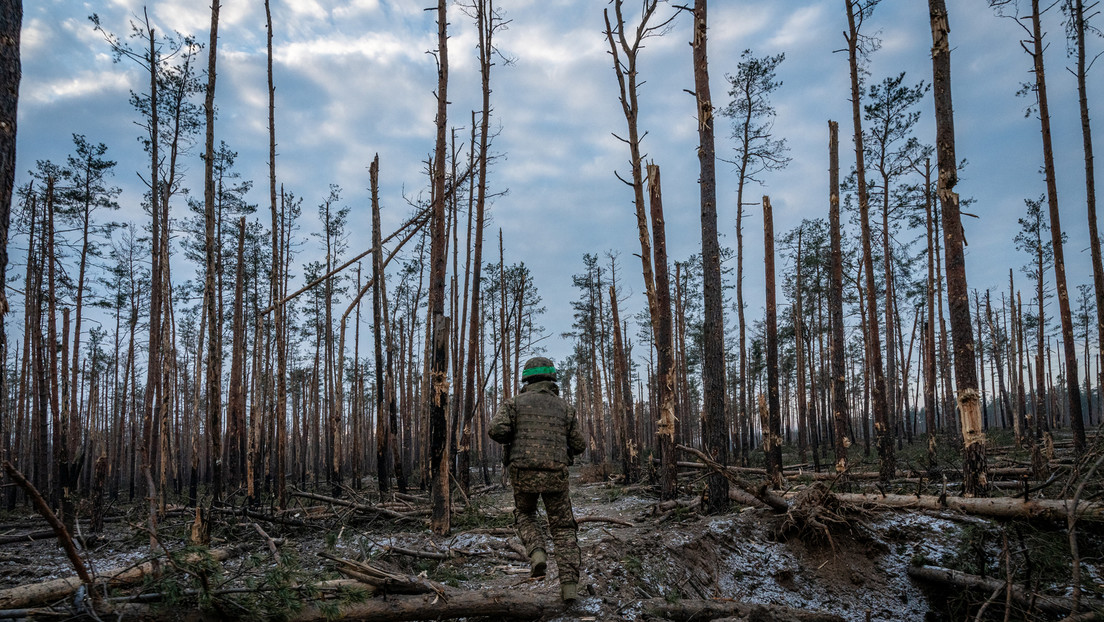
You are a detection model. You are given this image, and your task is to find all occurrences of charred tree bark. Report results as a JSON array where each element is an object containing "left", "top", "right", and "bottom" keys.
[
  {"left": 763, "top": 196, "right": 782, "bottom": 489},
  {"left": 0, "top": 3, "right": 19, "bottom": 418},
  {"left": 203, "top": 0, "right": 223, "bottom": 502},
  {"left": 428, "top": 0, "right": 451, "bottom": 535},
  {"left": 647, "top": 164, "right": 678, "bottom": 500},
  {"left": 929, "top": 0, "right": 988, "bottom": 494},
  {"left": 827, "top": 121, "right": 850, "bottom": 478},
  {"left": 692, "top": 0, "right": 729, "bottom": 512}
]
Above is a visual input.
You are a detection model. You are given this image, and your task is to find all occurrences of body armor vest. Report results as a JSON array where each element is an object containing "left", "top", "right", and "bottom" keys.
[{"left": 510, "top": 387, "right": 571, "bottom": 470}]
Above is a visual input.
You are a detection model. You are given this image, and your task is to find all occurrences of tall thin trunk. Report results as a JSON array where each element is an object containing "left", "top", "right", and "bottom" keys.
[
  {"left": 1027, "top": 0, "right": 1085, "bottom": 451},
  {"left": 794, "top": 227, "right": 809, "bottom": 465},
  {"left": 647, "top": 164, "right": 677, "bottom": 500},
  {"left": 692, "top": 0, "right": 728, "bottom": 511},
  {"left": 264, "top": 0, "right": 286, "bottom": 508},
  {"left": 828, "top": 121, "right": 850, "bottom": 477},
  {"left": 227, "top": 217, "right": 246, "bottom": 486},
  {"left": 1070, "top": 0, "right": 1104, "bottom": 420},
  {"left": 203, "top": 0, "right": 222, "bottom": 502},
  {"left": 428, "top": 0, "right": 451, "bottom": 536},
  {"left": 929, "top": 0, "right": 987, "bottom": 494},
  {"left": 845, "top": 0, "right": 892, "bottom": 483},
  {"left": 603, "top": 0, "right": 677, "bottom": 499},
  {"left": 762, "top": 196, "right": 782, "bottom": 489},
  {"left": 0, "top": 4, "right": 19, "bottom": 451},
  {"left": 924, "top": 160, "right": 938, "bottom": 466}
]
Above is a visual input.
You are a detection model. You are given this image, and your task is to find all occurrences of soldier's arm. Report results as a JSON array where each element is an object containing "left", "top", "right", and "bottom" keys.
[{"left": 488, "top": 401, "right": 515, "bottom": 444}]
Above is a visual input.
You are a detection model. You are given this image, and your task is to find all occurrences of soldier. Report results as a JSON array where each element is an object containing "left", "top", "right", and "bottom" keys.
[{"left": 489, "top": 356, "right": 586, "bottom": 603}]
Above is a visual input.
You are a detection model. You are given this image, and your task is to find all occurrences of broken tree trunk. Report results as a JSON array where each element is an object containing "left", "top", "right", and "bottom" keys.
[
  {"left": 110, "top": 589, "right": 567, "bottom": 622},
  {"left": 833, "top": 493, "right": 1104, "bottom": 522},
  {"left": 908, "top": 564, "right": 1104, "bottom": 616},
  {"left": 0, "top": 546, "right": 244, "bottom": 609},
  {"left": 676, "top": 444, "right": 789, "bottom": 512}
]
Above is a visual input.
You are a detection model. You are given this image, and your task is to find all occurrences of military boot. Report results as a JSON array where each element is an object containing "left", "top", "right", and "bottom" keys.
[
  {"left": 560, "top": 582, "right": 577, "bottom": 602},
  {"left": 529, "top": 548, "right": 547, "bottom": 577}
]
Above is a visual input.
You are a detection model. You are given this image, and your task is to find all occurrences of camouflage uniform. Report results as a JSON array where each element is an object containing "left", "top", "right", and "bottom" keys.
[{"left": 489, "top": 367, "right": 586, "bottom": 586}]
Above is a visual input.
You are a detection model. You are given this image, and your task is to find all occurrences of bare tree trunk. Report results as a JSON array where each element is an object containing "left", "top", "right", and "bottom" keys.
[
  {"left": 603, "top": 0, "right": 677, "bottom": 500},
  {"left": 227, "top": 217, "right": 246, "bottom": 487},
  {"left": 371, "top": 156, "right": 392, "bottom": 495},
  {"left": 647, "top": 164, "right": 677, "bottom": 500},
  {"left": 1069, "top": 0, "right": 1104, "bottom": 424},
  {"left": 923, "top": 161, "right": 938, "bottom": 466},
  {"left": 203, "top": 0, "right": 223, "bottom": 502},
  {"left": 691, "top": 0, "right": 729, "bottom": 512},
  {"left": 929, "top": 0, "right": 987, "bottom": 494},
  {"left": 794, "top": 227, "right": 809, "bottom": 465},
  {"left": 264, "top": 0, "right": 286, "bottom": 508},
  {"left": 762, "top": 196, "right": 782, "bottom": 489},
  {"left": 827, "top": 121, "right": 850, "bottom": 477},
  {"left": 1026, "top": 0, "right": 1086, "bottom": 451},
  {"left": 845, "top": 0, "right": 892, "bottom": 483},
  {"left": 0, "top": 4, "right": 19, "bottom": 443},
  {"left": 428, "top": 0, "right": 451, "bottom": 535}
]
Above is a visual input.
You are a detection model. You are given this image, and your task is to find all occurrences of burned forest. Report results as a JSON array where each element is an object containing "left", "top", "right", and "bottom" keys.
[{"left": 1, "top": 0, "right": 1103, "bottom": 620}]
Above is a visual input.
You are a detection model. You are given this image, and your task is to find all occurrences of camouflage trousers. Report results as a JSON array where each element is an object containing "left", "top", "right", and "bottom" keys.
[{"left": 509, "top": 468, "right": 581, "bottom": 584}]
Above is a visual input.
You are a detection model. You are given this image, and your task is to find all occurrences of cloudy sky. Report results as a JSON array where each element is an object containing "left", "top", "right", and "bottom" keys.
[{"left": 17, "top": 0, "right": 1102, "bottom": 367}]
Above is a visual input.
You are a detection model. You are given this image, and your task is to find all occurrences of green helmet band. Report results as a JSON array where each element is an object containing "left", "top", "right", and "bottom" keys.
[{"left": 522, "top": 366, "right": 556, "bottom": 379}]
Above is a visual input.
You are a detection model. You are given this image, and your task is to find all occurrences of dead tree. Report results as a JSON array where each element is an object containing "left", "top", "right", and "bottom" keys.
[
  {"left": 845, "top": 0, "right": 893, "bottom": 483},
  {"left": 689, "top": 0, "right": 729, "bottom": 513},
  {"left": 1023, "top": 0, "right": 1086, "bottom": 451},
  {"left": 603, "top": 0, "right": 678, "bottom": 500},
  {"left": 1066, "top": 0, "right": 1103, "bottom": 416},
  {"left": 0, "top": 2, "right": 19, "bottom": 433},
  {"left": 202, "top": 0, "right": 222, "bottom": 502},
  {"left": 827, "top": 121, "right": 850, "bottom": 476},
  {"left": 762, "top": 196, "right": 782, "bottom": 489},
  {"left": 427, "top": 0, "right": 451, "bottom": 535},
  {"left": 930, "top": 0, "right": 988, "bottom": 494}
]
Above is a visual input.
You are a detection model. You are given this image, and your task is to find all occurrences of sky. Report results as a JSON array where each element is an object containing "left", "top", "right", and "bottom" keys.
[{"left": 15, "top": 0, "right": 1103, "bottom": 369}]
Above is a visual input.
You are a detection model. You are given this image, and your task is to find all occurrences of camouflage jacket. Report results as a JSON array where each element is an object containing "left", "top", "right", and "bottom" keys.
[{"left": 489, "top": 380, "right": 585, "bottom": 470}]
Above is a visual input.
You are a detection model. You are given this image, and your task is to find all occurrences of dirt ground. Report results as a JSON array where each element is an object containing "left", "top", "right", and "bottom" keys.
[{"left": 0, "top": 464, "right": 1021, "bottom": 622}]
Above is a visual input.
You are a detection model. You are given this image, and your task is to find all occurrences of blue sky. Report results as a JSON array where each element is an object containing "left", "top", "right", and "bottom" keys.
[{"left": 16, "top": 0, "right": 1102, "bottom": 368}]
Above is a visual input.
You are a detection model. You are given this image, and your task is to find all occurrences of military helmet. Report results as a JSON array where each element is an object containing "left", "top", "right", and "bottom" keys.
[{"left": 522, "top": 356, "right": 557, "bottom": 383}]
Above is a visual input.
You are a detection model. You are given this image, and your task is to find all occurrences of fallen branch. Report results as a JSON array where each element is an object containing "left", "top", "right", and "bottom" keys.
[
  {"left": 1, "top": 461, "right": 92, "bottom": 588},
  {"left": 908, "top": 564, "right": 1104, "bottom": 616},
  {"left": 0, "top": 546, "right": 244, "bottom": 609},
  {"left": 832, "top": 493, "right": 1104, "bottom": 522},
  {"left": 320, "top": 553, "right": 450, "bottom": 597},
  {"left": 290, "top": 489, "right": 425, "bottom": 522},
  {"left": 577, "top": 515, "right": 634, "bottom": 527},
  {"left": 0, "top": 530, "right": 55, "bottom": 545},
  {"left": 675, "top": 444, "right": 789, "bottom": 512},
  {"left": 642, "top": 597, "right": 846, "bottom": 621}
]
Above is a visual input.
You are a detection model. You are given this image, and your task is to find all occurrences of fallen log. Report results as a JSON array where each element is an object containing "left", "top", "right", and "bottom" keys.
[
  {"left": 642, "top": 597, "right": 846, "bottom": 621},
  {"left": 0, "top": 546, "right": 243, "bottom": 609},
  {"left": 908, "top": 564, "right": 1104, "bottom": 616},
  {"left": 577, "top": 515, "right": 634, "bottom": 527},
  {"left": 108, "top": 588, "right": 564, "bottom": 621},
  {"left": 832, "top": 493, "right": 1104, "bottom": 522},
  {"left": 0, "top": 530, "right": 55, "bottom": 546}
]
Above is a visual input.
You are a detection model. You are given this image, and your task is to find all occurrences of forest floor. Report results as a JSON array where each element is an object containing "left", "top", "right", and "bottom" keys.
[{"left": 1, "top": 437, "right": 1102, "bottom": 621}]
